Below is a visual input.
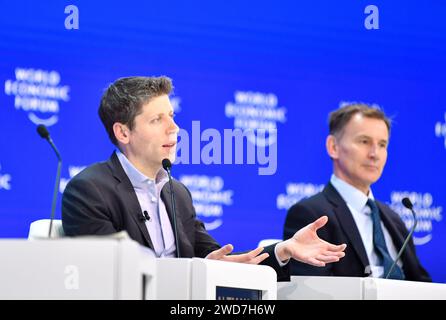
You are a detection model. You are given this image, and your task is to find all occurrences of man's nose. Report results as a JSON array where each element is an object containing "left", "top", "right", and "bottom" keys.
[
  {"left": 167, "top": 117, "right": 179, "bottom": 134},
  {"left": 368, "top": 144, "right": 379, "bottom": 159}
]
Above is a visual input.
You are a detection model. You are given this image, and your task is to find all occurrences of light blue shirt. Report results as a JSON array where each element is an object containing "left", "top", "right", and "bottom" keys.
[
  {"left": 330, "top": 174, "right": 402, "bottom": 277},
  {"left": 117, "top": 150, "right": 176, "bottom": 258},
  {"left": 117, "top": 151, "right": 286, "bottom": 265}
]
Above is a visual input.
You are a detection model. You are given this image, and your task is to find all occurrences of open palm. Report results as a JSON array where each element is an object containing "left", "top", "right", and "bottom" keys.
[{"left": 280, "top": 216, "right": 346, "bottom": 266}]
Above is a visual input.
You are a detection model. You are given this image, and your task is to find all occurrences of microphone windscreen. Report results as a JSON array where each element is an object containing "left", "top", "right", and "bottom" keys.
[
  {"left": 37, "top": 125, "right": 50, "bottom": 139},
  {"left": 162, "top": 158, "right": 172, "bottom": 170},
  {"left": 402, "top": 197, "right": 413, "bottom": 210}
]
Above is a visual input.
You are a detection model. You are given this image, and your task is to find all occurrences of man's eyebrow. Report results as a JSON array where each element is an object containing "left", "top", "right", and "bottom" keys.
[{"left": 355, "top": 135, "right": 388, "bottom": 143}]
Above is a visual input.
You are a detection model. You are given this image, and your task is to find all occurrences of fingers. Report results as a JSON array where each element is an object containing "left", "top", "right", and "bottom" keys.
[
  {"left": 225, "top": 247, "right": 266, "bottom": 262},
  {"left": 335, "top": 243, "right": 347, "bottom": 251},
  {"left": 307, "top": 254, "right": 341, "bottom": 267},
  {"left": 246, "top": 246, "right": 266, "bottom": 259},
  {"left": 206, "top": 244, "right": 234, "bottom": 260},
  {"left": 218, "top": 247, "right": 270, "bottom": 264},
  {"left": 329, "top": 250, "right": 345, "bottom": 258},
  {"left": 224, "top": 252, "right": 270, "bottom": 264},
  {"left": 315, "top": 253, "right": 342, "bottom": 263},
  {"left": 308, "top": 248, "right": 346, "bottom": 266},
  {"left": 319, "top": 244, "right": 346, "bottom": 261},
  {"left": 310, "top": 215, "right": 328, "bottom": 231},
  {"left": 244, "top": 247, "right": 269, "bottom": 264},
  {"left": 298, "top": 244, "right": 347, "bottom": 266},
  {"left": 324, "top": 242, "right": 347, "bottom": 254},
  {"left": 307, "top": 257, "right": 326, "bottom": 267},
  {"left": 250, "top": 252, "right": 269, "bottom": 264},
  {"left": 325, "top": 243, "right": 347, "bottom": 252},
  {"left": 205, "top": 245, "right": 270, "bottom": 265}
]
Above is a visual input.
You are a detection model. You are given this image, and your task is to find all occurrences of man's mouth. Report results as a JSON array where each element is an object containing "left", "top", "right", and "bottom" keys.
[{"left": 162, "top": 142, "right": 176, "bottom": 148}]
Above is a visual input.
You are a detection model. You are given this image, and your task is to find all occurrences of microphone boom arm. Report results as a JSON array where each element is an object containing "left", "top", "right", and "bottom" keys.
[
  {"left": 166, "top": 167, "right": 181, "bottom": 258},
  {"left": 385, "top": 200, "right": 417, "bottom": 279},
  {"left": 49, "top": 159, "right": 62, "bottom": 237},
  {"left": 36, "top": 125, "right": 62, "bottom": 238}
]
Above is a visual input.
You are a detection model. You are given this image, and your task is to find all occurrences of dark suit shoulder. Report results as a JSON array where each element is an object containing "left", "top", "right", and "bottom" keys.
[
  {"left": 289, "top": 191, "right": 329, "bottom": 213},
  {"left": 61, "top": 160, "right": 120, "bottom": 218},
  {"left": 67, "top": 161, "right": 112, "bottom": 185},
  {"left": 284, "top": 192, "right": 328, "bottom": 240},
  {"left": 286, "top": 191, "right": 334, "bottom": 225},
  {"left": 61, "top": 160, "right": 121, "bottom": 237},
  {"left": 63, "top": 160, "right": 121, "bottom": 202}
]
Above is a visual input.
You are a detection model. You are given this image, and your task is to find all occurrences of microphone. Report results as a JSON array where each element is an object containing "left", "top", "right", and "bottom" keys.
[
  {"left": 162, "top": 158, "right": 180, "bottom": 258},
  {"left": 36, "top": 124, "right": 62, "bottom": 238},
  {"left": 385, "top": 197, "right": 418, "bottom": 279},
  {"left": 139, "top": 210, "right": 150, "bottom": 222}
]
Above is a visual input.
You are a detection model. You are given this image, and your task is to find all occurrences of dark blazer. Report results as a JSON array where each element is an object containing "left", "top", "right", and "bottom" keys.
[
  {"left": 62, "top": 152, "right": 288, "bottom": 280},
  {"left": 283, "top": 183, "right": 431, "bottom": 282}
]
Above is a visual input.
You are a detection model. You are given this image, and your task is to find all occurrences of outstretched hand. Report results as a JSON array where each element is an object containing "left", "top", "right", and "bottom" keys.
[
  {"left": 276, "top": 216, "right": 347, "bottom": 266},
  {"left": 205, "top": 216, "right": 346, "bottom": 268},
  {"left": 206, "top": 244, "right": 269, "bottom": 264}
]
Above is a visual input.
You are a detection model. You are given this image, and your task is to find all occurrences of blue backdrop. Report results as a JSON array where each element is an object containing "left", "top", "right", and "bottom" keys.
[{"left": 1, "top": 1, "right": 445, "bottom": 282}]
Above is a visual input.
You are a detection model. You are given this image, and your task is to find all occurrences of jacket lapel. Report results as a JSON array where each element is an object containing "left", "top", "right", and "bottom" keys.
[
  {"left": 108, "top": 152, "right": 154, "bottom": 250},
  {"left": 323, "top": 183, "right": 370, "bottom": 270},
  {"left": 376, "top": 202, "right": 405, "bottom": 252}
]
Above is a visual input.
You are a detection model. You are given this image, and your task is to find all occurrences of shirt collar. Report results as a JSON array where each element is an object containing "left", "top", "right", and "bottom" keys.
[
  {"left": 330, "top": 174, "right": 375, "bottom": 213},
  {"left": 116, "top": 150, "right": 168, "bottom": 189}
]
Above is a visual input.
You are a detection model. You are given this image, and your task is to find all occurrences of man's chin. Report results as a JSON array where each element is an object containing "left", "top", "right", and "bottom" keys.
[{"left": 364, "top": 174, "right": 381, "bottom": 186}]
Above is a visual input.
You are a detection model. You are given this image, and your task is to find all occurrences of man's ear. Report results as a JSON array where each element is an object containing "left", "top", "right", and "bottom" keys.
[
  {"left": 326, "top": 135, "right": 339, "bottom": 160},
  {"left": 113, "top": 122, "right": 130, "bottom": 145}
]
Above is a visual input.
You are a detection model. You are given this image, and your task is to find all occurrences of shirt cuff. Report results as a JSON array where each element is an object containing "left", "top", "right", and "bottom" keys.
[{"left": 274, "top": 244, "right": 290, "bottom": 267}]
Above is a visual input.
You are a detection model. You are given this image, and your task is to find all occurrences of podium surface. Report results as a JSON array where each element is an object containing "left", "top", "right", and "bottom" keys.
[
  {"left": 0, "top": 238, "right": 156, "bottom": 299},
  {"left": 278, "top": 276, "right": 446, "bottom": 300},
  {"left": 0, "top": 238, "right": 277, "bottom": 300}
]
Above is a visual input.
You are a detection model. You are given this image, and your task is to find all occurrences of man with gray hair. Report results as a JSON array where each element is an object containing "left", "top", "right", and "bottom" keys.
[
  {"left": 62, "top": 76, "right": 347, "bottom": 281},
  {"left": 283, "top": 104, "right": 431, "bottom": 281}
]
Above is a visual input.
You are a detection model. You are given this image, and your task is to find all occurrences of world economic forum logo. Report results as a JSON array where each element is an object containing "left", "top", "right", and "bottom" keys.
[
  {"left": 4, "top": 67, "right": 70, "bottom": 127},
  {"left": 179, "top": 175, "right": 233, "bottom": 231},
  {"left": 389, "top": 191, "right": 443, "bottom": 245},
  {"left": 225, "top": 91, "right": 287, "bottom": 147},
  {"left": 276, "top": 182, "right": 324, "bottom": 210},
  {"left": 0, "top": 164, "right": 12, "bottom": 191}
]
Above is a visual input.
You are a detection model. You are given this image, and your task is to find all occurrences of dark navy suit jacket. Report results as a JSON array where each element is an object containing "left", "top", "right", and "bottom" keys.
[{"left": 283, "top": 183, "right": 431, "bottom": 282}]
